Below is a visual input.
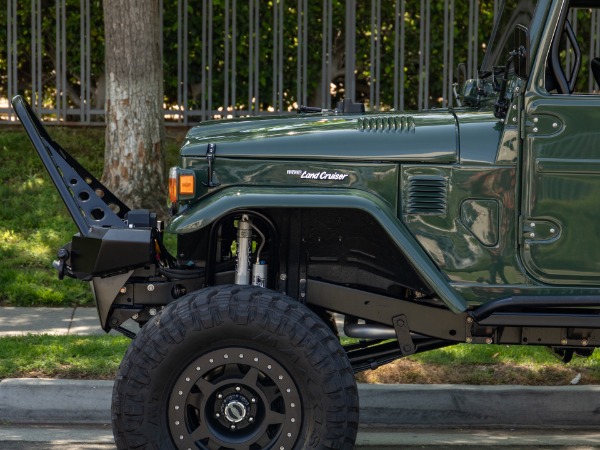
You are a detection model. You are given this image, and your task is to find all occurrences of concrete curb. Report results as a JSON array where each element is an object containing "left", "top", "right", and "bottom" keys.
[
  {"left": 0, "top": 379, "right": 112, "bottom": 424},
  {"left": 1, "top": 379, "right": 599, "bottom": 429},
  {"left": 360, "top": 384, "right": 600, "bottom": 428}
]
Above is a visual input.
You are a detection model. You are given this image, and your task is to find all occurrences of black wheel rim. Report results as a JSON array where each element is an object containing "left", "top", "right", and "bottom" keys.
[{"left": 168, "top": 347, "right": 302, "bottom": 449}]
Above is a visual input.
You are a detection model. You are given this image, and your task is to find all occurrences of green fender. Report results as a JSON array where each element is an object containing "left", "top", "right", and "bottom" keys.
[{"left": 167, "top": 187, "right": 467, "bottom": 313}]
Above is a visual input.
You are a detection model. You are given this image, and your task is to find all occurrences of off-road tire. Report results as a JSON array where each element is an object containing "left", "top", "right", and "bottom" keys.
[{"left": 112, "top": 284, "right": 359, "bottom": 449}]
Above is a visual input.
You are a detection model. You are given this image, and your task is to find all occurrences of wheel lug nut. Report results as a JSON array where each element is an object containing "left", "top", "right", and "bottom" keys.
[
  {"left": 249, "top": 417, "right": 254, "bottom": 423},
  {"left": 215, "top": 413, "right": 220, "bottom": 418},
  {"left": 251, "top": 398, "right": 256, "bottom": 403},
  {"left": 230, "top": 424, "right": 236, "bottom": 430},
  {"left": 217, "top": 393, "right": 223, "bottom": 399},
  {"left": 235, "top": 386, "right": 241, "bottom": 392}
]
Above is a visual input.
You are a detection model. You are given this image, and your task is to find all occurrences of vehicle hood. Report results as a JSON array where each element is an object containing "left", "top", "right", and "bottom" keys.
[{"left": 181, "top": 111, "right": 459, "bottom": 163}]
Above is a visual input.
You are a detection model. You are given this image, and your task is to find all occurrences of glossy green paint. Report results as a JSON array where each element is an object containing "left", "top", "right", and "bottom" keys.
[
  {"left": 519, "top": 0, "right": 600, "bottom": 285},
  {"left": 401, "top": 165, "right": 525, "bottom": 288},
  {"left": 167, "top": 186, "right": 468, "bottom": 313},
  {"left": 454, "top": 111, "right": 504, "bottom": 165},
  {"left": 521, "top": 97, "right": 600, "bottom": 284},
  {"left": 460, "top": 199, "right": 500, "bottom": 246},
  {"left": 181, "top": 112, "right": 458, "bottom": 163},
  {"left": 171, "top": 99, "right": 532, "bottom": 309},
  {"left": 181, "top": 158, "right": 399, "bottom": 214}
]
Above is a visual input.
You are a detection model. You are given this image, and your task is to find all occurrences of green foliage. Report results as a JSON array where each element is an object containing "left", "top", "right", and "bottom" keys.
[
  {"left": 0, "top": 1, "right": 105, "bottom": 110},
  {"left": 163, "top": 0, "right": 496, "bottom": 110},
  {"left": 1, "top": 1, "right": 497, "bottom": 113}
]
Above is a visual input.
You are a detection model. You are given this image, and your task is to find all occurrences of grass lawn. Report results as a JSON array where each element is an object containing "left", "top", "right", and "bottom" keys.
[
  {"left": 0, "top": 334, "right": 130, "bottom": 379},
  {"left": 357, "top": 342, "right": 600, "bottom": 385},
  {"left": 0, "top": 334, "right": 599, "bottom": 384},
  {"left": 0, "top": 126, "right": 184, "bottom": 307}
]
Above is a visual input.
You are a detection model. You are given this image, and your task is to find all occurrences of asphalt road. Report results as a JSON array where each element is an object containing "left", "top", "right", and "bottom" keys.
[
  {"left": 1, "top": 425, "right": 599, "bottom": 449},
  {"left": 0, "top": 425, "right": 114, "bottom": 449}
]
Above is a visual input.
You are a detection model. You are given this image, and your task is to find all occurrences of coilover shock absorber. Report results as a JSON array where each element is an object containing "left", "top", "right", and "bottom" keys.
[
  {"left": 235, "top": 215, "right": 252, "bottom": 285},
  {"left": 234, "top": 214, "right": 268, "bottom": 288}
]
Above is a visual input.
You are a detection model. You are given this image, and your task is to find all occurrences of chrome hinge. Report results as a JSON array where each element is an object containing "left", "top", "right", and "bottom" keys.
[
  {"left": 522, "top": 219, "right": 560, "bottom": 243},
  {"left": 523, "top": 115, "right": 563, "bottom": 137},
  {"left": 520, "top": 112, "right": 526, "bottom": 140},
  {"left": 518, "top": 215, "right": 524, "bottom": 244}
]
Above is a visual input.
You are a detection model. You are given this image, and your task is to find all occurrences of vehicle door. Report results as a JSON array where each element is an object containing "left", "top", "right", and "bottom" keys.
[{"left": 521, "top": 1, "right": 600, "bottom": 285}]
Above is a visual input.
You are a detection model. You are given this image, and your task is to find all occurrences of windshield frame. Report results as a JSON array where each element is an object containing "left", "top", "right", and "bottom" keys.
[{"left": 480, "top": 0, "right": 540, "bottom": 75}]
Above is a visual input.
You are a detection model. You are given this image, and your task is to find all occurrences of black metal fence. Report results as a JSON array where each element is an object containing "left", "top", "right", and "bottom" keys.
[{"left": 2, "top": 0, "right": 503, "bottom": 125}]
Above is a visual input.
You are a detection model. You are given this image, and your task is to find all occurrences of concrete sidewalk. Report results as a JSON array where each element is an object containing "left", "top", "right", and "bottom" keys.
[
  {"left": 0, "top": 307, "right": 107, "bottom": 336},
  {"left": 0, "top": 306, "right": 340, "bottom": 337}
]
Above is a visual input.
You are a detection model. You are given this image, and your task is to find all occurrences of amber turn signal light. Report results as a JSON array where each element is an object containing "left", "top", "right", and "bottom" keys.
[
  {"left": 179, "top": 174, "right": 195, "bottom": 195},
  {"left": 169, "top": 167, "right": 196, "bottom": 204}
]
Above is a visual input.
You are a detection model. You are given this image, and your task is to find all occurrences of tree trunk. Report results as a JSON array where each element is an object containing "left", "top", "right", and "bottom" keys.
[{"left": 102, "top": 0, "right": 166, "bottom": 212}]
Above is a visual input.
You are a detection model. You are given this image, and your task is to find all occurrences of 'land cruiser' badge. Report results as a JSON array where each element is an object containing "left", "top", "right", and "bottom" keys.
[{"left": 287, "top": 169, "right": 349, "bottom": 181}]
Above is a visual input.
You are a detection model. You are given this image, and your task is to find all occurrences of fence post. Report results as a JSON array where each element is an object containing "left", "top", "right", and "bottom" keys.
[{"left": 345, "top": 0, "right": 356, "bottom": 102}]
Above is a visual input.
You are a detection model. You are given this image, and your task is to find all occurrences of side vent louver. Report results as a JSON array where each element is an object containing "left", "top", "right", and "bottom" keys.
[
  {"left": 407, "top": 176, "right": 448, "bottom": 215},
  {"left": 357, "top": 115, "right": 416, "bottom": 133}
]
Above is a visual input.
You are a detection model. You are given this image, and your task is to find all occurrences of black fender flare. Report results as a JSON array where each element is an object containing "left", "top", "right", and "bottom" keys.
[{"left": 168, "top": 186, "right": 467, "bottom": 313}]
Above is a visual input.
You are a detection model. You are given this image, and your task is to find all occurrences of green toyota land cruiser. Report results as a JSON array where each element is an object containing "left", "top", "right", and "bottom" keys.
[{"left": 13, "top": 0, "right": 600, "bottom": 448}]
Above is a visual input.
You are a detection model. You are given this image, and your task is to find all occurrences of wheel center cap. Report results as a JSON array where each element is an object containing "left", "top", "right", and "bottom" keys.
[{"left": 223, "top": 396, "right": 248, "bottom": 423}]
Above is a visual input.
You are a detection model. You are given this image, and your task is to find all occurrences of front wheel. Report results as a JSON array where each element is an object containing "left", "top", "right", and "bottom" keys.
[{"left": 112, "top": 285, "right": 358, "bottom": 449}]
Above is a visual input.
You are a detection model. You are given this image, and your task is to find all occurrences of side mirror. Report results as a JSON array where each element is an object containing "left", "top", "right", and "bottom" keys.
[{"left": 514, "top": 24, "right": 530, "bottom": 80}]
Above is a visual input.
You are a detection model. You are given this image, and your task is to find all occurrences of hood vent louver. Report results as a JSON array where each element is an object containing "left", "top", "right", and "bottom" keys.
[
  {"left": 406, "top": 176, "right": 448, "bottom": 215},
  {"left": 358, "top": 115, "right": 416, "bottom": 133}
]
